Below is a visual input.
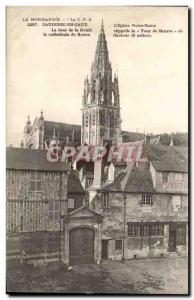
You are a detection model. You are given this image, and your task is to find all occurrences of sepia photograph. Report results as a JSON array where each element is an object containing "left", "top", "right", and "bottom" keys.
[{"left": 6, "top": 6, "right": 189, "bottom": 295}]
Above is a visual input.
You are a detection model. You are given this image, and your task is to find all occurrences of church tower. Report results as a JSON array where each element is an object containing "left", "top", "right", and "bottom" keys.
[{"left": 81, "top": 21, "right": 122, "bottom": 146}]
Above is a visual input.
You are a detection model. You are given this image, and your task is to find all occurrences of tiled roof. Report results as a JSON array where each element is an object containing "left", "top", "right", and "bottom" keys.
[
  {"left": 44, "top": 120, "right": 81, "bottom": 145},
  {"left": 67, "top": 170, "right": 86, "bottom": 194},
  {"left": 100, "top": 172, "right": 126, "bottom": 192},
  {"left": 124, "top": 164, "right": 155, "bottom": 193},
  {"left": 146, "top": 144, "right": 188, "bottom": 173},
  {"left": 100, "top": 163, "right": 155, "bottom": 193},
  {"left": 6, "top": 147, "right": 69, "bottom": 172}
]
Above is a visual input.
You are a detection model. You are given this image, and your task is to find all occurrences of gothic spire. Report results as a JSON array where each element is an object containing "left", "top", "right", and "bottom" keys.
[{"left": 93, "top": 20, "right": 109, "bottom": 71}]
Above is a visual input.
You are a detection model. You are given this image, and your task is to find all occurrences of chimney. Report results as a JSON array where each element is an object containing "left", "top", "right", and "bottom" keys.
[
  {"left": 92, "top": 158, "right": 103, "bottom": 188},
  {"left": 107, "top": 163, "right": 115, "bottom": 183}
]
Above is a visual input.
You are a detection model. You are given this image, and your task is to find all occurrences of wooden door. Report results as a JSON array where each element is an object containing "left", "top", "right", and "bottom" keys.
[
  {"left": 169, "top": 224, "right": 177, "bottom": 252},
  {"left": 69, "top": 227, "right": 94, "bottom": 265},
  {"left": 101, "top": 240, "right": 108, "bottom": 260}
]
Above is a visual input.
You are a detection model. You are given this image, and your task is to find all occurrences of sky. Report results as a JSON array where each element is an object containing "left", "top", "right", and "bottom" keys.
[{"left": 6, "top": 6, "right": 188, "bottom": 146}]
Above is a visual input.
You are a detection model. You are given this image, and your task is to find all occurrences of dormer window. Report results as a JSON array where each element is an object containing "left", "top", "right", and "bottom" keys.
[
  {"left": 142, "top": 194, "right": 152, "bottom": 205},
  {"left": 102, "top": 193, "right": 109, "bottom": 207}
]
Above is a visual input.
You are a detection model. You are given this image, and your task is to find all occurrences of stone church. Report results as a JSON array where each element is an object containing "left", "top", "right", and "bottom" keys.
[{"left": 23, "top": 25, "right": 144, "bottom": 150}]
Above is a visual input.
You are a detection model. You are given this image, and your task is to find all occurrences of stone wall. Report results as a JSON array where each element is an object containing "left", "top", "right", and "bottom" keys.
[{"left": 92, "top": 191, "right": 188, "bottom": 261}]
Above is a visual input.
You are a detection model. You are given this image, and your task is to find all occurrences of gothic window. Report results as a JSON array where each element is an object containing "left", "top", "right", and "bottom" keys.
[
  {"left": 100, "top": 110, "right": 105, "bottom": 126},
  {"left": 30, "top": 171, "right": 42, "bottom": 192},
  {"left": 99, "top": 91, "right": 103, "bottom": 102},
  {"left": 110, "top": 112, "right": 115, "bottom": 127},
  {"left": 85, "top": 113, "right": 89, "bottom": 127},
  {"left": 92, "top": 113, "right": 96, "bottom": 125}
]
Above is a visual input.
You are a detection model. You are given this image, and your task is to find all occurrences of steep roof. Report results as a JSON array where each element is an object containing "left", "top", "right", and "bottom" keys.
[
  {"left": 100, "top": 171, "right": 126, "bottom": 192},
  {"left": 124, "top": 164, "right": 155, "bottom": 193},
  {"left": 44, "top": 120, "right": 81, "bottom": 145},
  {"left": 6, "top": 147, "right": 69, "bottom": 172},
  {"left": 146, "top": 144, "right": 188, "bottom": 173},
  {"left": 100, "top": 163, "right": 155, "bottom": 193},
  {"left": 67, "top": 170, "right": 86, "bottom": 194},
  {"left": 93, "top": 21, "right": 109, "bottom": 70}
]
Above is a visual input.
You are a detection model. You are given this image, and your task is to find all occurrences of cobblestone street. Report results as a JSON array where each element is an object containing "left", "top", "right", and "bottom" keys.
[{"left": 7, "top": 257, "right": 188, "bottom": 294}]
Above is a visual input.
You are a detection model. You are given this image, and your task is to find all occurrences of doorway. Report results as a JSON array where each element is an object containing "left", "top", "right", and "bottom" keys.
[
  {"left": 101, "top": 239, "right": 108, "bottom": 260},
  {"left": 168, "top": 224, "right": 177, "bottom": 252},
  {"left": 69, "top": 227, "right": 94, "bottom": 265}
]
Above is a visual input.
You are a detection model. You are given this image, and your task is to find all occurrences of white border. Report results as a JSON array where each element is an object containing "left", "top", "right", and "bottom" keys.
[{"left": 0, "top": 1, "right": 192, "bottom": 299}]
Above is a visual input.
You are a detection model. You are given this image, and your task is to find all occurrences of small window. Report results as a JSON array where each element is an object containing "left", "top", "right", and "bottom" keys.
[
  {"left": 142, "top": 194, "right": 152, "bottom": 205},
  {"left": 150, "top": 224, "right": 164, "bottom": 236},
  {"left": 30, "top": 171, "right": 42, "bottom": 192},
  {"left": 102, "top": 193, "right": 109, "bottom": 207},
  {"left": 150, "top": 224, "right": 157, "bottom": 236},
  {"left": 48, "top": 201, "right": 60, "bottom": 221},
  {"left": 128, "top": 224, "right": 141, "bottom": 236},
  {"left": 177, "top": 225, "right": 186, "bottom": 245},
  {"left": 162, "top": 172, "right": 169, "bottom": 183},
  {"left": 157, "top": 225, "right": 164, "bottom": 236},
  {"left": 172, "top": 196, "right": 181, "bottom": 211},
  {"left": 142, "top": 225, "right": 150, "bottom": 236},
  {"left": 68, "top": 198, "right": 74, "bottom": 209},
  {"left": 115, "top": 240, "right": 122, "bottom": 250}
]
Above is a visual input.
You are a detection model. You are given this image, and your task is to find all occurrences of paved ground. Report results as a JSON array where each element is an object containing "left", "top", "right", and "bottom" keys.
[{"left": 7, "top": 257, "right": 188, "bottom": 294}]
